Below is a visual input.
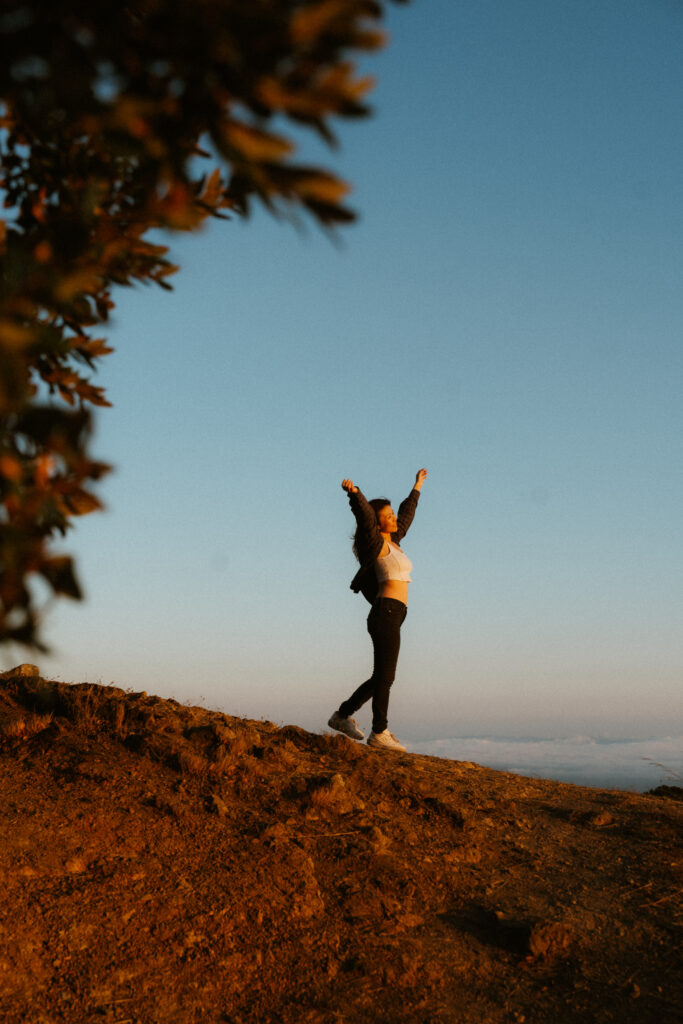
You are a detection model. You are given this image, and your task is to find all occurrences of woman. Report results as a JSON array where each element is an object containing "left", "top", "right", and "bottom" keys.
[{"left": 328, "top": 468, "right": 428, "bottom": 751}]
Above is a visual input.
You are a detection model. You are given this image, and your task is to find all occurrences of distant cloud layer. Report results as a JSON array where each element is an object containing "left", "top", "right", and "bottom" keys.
[{"left": 408, "top": 736, "right": 683, "bottom": 792}]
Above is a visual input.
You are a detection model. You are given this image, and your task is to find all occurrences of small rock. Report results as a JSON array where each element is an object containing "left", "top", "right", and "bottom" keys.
[
  {"left": 1, "top": 663, "right": 40, "bottom": 678},
  {"left": 528, "top": 920, "right": 572, "bottom": 958},
  {"left": 589, "top": 810, "right": 614, "bottom": 827},
  {"left": 262, "top": 822, "right": 288, "bottom": 842},
  {"left": 368, "top": 826, "right": 390, "bottom": 853},
  {"left": 65, "top": 856, "right": 87, "bottom": 875},
  {"left": 210, "top": 793, "right": 229, "bottom": 818},
  {"left": 396, "top": 912, "right": 424, "bottom": 928}
]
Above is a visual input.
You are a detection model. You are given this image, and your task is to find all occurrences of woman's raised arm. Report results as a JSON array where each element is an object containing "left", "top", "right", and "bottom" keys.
[
  {"left": 394, "top": 469, "right": 427, "bottom": 540},
  {"left": 413, "top": 468, "right": 428, "bottom": 491}
]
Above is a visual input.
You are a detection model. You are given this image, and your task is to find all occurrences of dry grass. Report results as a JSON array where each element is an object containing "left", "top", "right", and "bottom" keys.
[
  {"left": 307, "top": 772, "right": 365, "bottom": 815},
  {"left": 0, "top": 707, "right": 53, "bottom": 741}
]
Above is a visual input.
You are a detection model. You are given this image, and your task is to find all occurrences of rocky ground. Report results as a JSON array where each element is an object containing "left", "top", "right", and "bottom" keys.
[{"left": 0, "top": 665, "right": 680, "bottom": 1024}]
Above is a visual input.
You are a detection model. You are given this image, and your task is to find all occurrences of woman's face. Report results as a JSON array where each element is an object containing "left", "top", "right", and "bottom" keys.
[{"left": 377, "top": 505, "right": 398, "bottom": 534}]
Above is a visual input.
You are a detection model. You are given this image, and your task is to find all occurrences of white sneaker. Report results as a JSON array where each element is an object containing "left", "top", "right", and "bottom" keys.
[
  {"left": 328, "top": 712, "right": 364, "bottom": 741},
  {"left": 367, "top": 729, "right": 406, "bottom": 752}
]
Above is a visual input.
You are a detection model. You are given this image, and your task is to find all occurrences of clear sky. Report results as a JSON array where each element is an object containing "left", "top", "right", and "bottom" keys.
[{"left": 14, "top": 0, "right": 682, "bottom": 743}]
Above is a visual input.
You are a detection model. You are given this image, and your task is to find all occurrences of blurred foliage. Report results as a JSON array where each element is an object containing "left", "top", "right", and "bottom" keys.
[{"left": 0, "top": 0, "right": 406, "bottom": 648}]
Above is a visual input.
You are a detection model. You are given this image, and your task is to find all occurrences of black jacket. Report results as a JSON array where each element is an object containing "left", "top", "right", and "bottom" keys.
[{"left": 348, "top": 487, "right": 421, "bottom": 604}]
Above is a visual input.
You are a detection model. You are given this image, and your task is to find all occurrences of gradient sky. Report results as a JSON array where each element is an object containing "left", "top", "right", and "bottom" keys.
[{"left": 13, "top": 0, "right": 682, "bottom": 743}]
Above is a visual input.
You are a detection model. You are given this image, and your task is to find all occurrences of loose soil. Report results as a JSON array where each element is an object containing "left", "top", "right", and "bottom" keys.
[{"left": 0, "top": 666, "right": 680, "bottom": 1024}]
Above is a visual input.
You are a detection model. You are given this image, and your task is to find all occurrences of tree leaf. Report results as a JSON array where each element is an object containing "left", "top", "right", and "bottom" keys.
[{"left": 39, "top": 556, "right": 82, "bottom": 600}]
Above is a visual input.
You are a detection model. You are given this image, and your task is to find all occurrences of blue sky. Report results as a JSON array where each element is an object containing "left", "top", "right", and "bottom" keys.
[{"left": 14, "top": 0, "right": 682, "bottom": 744}]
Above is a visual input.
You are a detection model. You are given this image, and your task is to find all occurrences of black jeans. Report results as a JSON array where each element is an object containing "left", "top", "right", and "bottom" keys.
[{"left": 338, "top": 597, "right": 407, "bottom": 733}]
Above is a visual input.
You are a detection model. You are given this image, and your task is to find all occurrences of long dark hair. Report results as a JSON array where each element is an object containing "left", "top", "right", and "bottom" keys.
[{"left": 352, "top": 497, "right": 390, "bottom": 562}]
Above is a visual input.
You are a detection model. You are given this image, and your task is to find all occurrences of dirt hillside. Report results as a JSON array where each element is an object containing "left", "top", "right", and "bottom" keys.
[{"left": 0, "top": 665, "right": 680, "bottom": 1024}]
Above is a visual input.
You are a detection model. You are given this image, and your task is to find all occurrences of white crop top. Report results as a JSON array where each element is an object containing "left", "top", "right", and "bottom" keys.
[{"left": 374, "top": 542, "right": 413, "bottom": 584}]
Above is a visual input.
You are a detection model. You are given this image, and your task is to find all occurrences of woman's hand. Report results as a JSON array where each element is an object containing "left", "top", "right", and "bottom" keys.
[
  {"left": 341, "top": 479, "right": 358, "bottom": 494},
  {"left": 414, "top": 468, "right": 428, "bottom": 491}
]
